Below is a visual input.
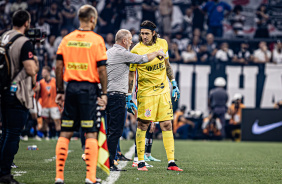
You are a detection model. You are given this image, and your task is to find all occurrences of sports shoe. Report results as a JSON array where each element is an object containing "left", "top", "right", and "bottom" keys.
[
  {"left": 137, "top": 162, "right": 148, "bottom": 171},
  {"left": 55, "top": 178, "right": 64, "bottom": 184},
  {"left": 147, "top": 155, "right": 161, "bottom": 162},
  {"left": 117, "top": 154, "right": 132, "bottom": 161},
  {"left": 0, "top": 174, "right": 22, "bottom": 184},
  {"left": 82, "top": 154, "right": 86, "bottom": 161},
  {"left": 95, "top": 178, "right": 101, "bottom": 183},
  {"left": 145, "top": 162, "right": 153, "bottom": 168},
  {"left": 110, "top": 165, "right": 126, "bottom": 171},
  {"left": 167, "top": 162, "right": 183, "bottom": 171},
  {"left": 144, "top": 155, "right": 150, "bottom": 161},
  {"left": 11, "top": 163, "right": 18, "bottom": 169},
  {"left": 85, "top": 178, "right": 101, "bottom": 184},
  {"left": 132, "top": 161, "right": 153, "bottom": 167},
  {"left": 21, "top": 135, "right": 28, "bottom": 141},
  {"left": 132, "top": 161, "right": 138, "bottom": 167},
  {"left": 34, "top": 135, "right": 42, "bottom": 141}
]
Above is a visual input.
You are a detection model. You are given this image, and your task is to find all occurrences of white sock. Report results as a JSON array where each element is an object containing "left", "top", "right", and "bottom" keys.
[
  {"left": 168, "top": 160, "right": 175, "bottom": 164},
  {"left": 138, "top": 160, "right": 144, "bottom": 164},
  {"left": 145, "top": 153, "right": 151, "bottom": 157},
  {"left": 134, "top": 157, "right": 138, "bottom": 162}
]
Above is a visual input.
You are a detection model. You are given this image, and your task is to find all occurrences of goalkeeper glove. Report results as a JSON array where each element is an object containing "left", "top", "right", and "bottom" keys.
[
  {"left": 171, "top": 79, "right": 180, "bottom": 102},
  {"left": 126, "top": 94, "right": 137, "bottom": 115}
]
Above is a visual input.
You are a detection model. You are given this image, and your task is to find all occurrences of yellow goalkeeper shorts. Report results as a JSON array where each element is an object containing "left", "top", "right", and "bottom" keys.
[{"left": 137, "top": 92, "right": 173, "bottom": 122}]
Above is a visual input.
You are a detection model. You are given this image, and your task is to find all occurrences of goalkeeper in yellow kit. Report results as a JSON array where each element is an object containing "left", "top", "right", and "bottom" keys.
[{"left": 127, "top": 20, "right": 183, "bottom": 171}]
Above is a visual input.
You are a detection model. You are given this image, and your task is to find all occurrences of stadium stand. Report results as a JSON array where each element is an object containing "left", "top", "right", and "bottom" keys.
[{"left": 1, "top": 0, "right": 281, "bottom": 141}]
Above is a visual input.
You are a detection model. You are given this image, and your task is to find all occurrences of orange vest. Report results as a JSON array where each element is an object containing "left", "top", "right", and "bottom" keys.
[
  {"left": 39, "top": 78, "right": 57, "bottom": 108},
  {"left": 229, "top": 103, "right": 245, "bottom": 125},
  {"left": 56, "top": 30, "right": 107, "bottom": 83}
]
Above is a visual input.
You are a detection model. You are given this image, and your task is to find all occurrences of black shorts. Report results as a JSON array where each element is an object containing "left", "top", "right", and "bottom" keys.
[{"left": 61, "top": 81, "right": 100, "bottom": 133}]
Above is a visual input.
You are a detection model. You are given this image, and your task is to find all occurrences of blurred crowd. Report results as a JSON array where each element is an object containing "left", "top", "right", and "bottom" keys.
[
  {"left": 1, "top": 0, "right": 281, "bottom": 76},
  {"left": 0, "top": 0, "right": 281, "bottom": 141}
]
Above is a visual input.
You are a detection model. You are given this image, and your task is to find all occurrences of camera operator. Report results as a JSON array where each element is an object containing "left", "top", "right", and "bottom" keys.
[
  {"left": 226, "top": 93, "right": 245, "bottom": 141},
  {"left": 0, "top": 10, "right": 38, "bottom": 183}
]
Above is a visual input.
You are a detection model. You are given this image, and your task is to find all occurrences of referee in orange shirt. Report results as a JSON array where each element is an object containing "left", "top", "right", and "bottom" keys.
[{"left": 54, "top": 5, "right": 107, "bottom": 184}]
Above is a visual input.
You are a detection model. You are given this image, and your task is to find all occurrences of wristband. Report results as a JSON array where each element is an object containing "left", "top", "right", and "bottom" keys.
[{"left": 57, "top": 91, "right": 64, "bottom": 94}]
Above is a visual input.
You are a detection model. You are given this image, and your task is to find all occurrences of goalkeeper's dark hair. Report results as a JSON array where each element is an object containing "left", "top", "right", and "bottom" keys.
[{"left": 139, "top": 20, "right": 158, "bottom": 44}]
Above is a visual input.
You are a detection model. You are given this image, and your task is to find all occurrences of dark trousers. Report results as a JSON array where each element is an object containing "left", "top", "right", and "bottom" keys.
[
  {"left": 106, "top": 92, "right": 126, "bottom": 166},
  {"left": 208, "top": 26, "right": 223, "bottom": 37},
  {"left": 212, "top": 106, "right": 226, "bottom": 138},
  {"left": 0, "top": 92, "right": 28, "bottom": 176}
]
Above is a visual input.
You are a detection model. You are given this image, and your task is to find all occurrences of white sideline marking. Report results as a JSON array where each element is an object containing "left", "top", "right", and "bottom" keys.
[
  {"left": 44, "top": 150, "right": 73, "bottom": 162},
  {"left": 102, "top": 145, "right": 135, "bottom": 184},
  {"left": 13, "top": 171, "right": 27, "bottom": 177}
]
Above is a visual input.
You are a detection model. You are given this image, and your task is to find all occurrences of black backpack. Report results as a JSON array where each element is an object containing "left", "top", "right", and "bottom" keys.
[{"left": 0, "top": 34, "right": 23, "bottom": 94}]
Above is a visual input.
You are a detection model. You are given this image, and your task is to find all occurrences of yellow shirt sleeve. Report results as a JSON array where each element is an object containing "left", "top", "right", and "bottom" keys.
[{"left": 163, "top": 39, "right": 169, "bottom": 59}]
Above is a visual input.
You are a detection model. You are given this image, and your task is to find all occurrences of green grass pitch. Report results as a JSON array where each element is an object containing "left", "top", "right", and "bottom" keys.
[{"left": 13, "top": 139, "right": 282, "bottom": 184}]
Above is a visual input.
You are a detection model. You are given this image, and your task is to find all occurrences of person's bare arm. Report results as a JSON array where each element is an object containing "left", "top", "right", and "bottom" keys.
[
  {"left": 55, "top": 59, "right": 65, "bottom": 108},
  {"left": 98, "top": 65, "right": 107, "bottom": 95},
  {"left": 97, "top": 65, "right": 108, "bottom": 110},
  {"left": 125, "top": 49, "right": 165, "bottom": 64},
  {"left": 128, "top": 71, "right": 135, "bottom": 93},
  {"left": 23, "top": 59, "right": 38, "bottom": 76},
  {"left": 264, "top": 52, "right": 270, "bottom": 63},
  {"left": 165, "top": 58, "right": 175, "bottom": 81},
  {"left": 55, "top": 60, "right": 64, "bottom": 92}
]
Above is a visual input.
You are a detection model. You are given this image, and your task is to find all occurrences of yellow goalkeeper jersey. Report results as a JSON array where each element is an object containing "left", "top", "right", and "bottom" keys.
[{"left": 130, "top": 38, "right": 170, "bottom": 97}]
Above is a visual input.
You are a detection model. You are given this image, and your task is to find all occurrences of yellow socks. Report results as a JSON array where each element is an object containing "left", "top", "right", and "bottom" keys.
[
  {"left": 85, "top": 138, "right": 98, "bottom": 183},
  {"left": 55, "top": 137, "right": 70, "bottom": 180},
  {"left": 136, "top": 128, "right": 146, "bottom": 162},
  {"left": 162, "top": 131, "right": 175, "bottom": 162}
]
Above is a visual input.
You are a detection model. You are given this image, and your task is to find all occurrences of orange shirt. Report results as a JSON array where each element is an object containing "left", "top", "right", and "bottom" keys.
[
  {"left": 56, "top": 30, "right": 107, "bottom": 83},
  {"left": 229, "top": 103, "right": 245, "bottom": 125},
  {"left": 39, "top": 78, "right": 57, "bottom": 108}
]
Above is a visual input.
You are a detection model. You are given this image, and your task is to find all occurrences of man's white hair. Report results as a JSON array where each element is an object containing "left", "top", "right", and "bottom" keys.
[{"left": 115, "top": 29, "right": 130, "bottom": 42}]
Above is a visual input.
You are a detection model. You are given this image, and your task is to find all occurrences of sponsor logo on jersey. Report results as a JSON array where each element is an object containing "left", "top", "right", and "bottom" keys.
[
  {"left": 67, "top": 41, "right": 92, "bottom": 48},
  {"left": 153, "top": 83, "right": 165, "bottom": 91},
  {"left": 145, "top": 109, "right": 152, "bottom": 117},
  {"left": 67, "top": 62, "right": 88, "bottom": 70},
  {"left": 76, "top": 34, "right": 85, "bottom": 38},
  {"left": 46, "top": 86, "right": 51, "bottom": 92},
  {"left": 28, "top": 51, "right": 33, "bottom": 58},
  {"left": 146, "top": 61, "right": 164, "bottom": 71}
]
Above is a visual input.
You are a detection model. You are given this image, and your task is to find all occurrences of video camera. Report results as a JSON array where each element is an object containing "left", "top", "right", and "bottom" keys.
[{"left": 25, "top": 28, "right": 46, "bottom": 43}]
